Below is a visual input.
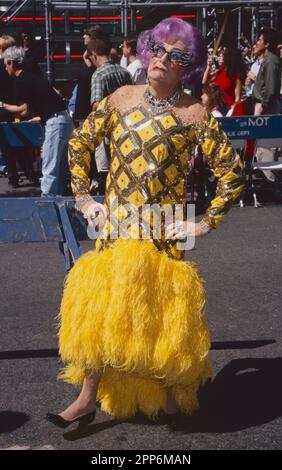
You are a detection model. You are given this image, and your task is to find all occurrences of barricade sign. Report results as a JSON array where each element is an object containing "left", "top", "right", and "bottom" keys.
[
  {"left": 1, "top": 116, "right": 281, "bottom": 147},
  {"left": 218, "top": 115, "right": 282, "bottom": 140}
]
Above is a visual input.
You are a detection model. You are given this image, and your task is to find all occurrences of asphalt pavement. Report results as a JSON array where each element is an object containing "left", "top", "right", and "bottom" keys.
[{"left": 0, "top": 174, "right": 281, "bottom": 450}]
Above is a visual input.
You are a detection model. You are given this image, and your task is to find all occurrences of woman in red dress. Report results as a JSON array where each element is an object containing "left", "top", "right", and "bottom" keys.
[{"left": 202, "top": 48, "right": 246, "bottom": 112}]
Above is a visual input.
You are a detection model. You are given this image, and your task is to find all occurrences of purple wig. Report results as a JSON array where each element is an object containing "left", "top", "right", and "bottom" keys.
[{"left": 137, "top": 18, "right": 207, "bottom": 85}]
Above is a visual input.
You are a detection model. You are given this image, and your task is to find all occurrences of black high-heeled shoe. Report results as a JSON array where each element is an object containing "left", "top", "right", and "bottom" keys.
[{"left": 46, "top": 410, "right": 96, "bottom": 429}]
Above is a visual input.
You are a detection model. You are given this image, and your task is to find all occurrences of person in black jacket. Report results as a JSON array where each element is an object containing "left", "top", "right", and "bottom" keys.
[
  {"left": 1, "top": 46, "right": 74, "bottom": 194},
  {"left": 0, "top": 35, "right": 15, "bottom": 122},
  {"left": 0, "top": 35, "right": 16, "bottom": 179}
]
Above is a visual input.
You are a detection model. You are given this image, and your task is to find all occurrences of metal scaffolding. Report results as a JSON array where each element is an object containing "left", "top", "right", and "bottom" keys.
[
  {"left": 44, "top": 0, "right": 53, "bottom": 82},
  {"left": 1, "top": 0, "right": 281, "bottom": 82}
]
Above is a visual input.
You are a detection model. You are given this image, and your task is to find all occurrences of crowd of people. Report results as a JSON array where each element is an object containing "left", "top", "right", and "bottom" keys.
[{"left": 0, "top": 25, "right": 281, "bottom": 197}]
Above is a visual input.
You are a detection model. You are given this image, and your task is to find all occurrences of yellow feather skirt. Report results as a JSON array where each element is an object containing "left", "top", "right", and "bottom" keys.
[{"left": 58, "top": 238, "right": 212, "bottom": 419}]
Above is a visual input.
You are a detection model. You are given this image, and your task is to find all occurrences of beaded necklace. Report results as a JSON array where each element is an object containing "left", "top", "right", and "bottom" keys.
[{"left": 143, "top": 86, "right": 183, "bottom": 115}]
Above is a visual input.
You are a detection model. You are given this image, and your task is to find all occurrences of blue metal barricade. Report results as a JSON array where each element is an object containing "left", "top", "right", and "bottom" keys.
[
  {"left": 218, "top": 115, "right": 282, "bottom": 142},
  {"left": 1, "top": 116, "right": 281, "bottom": 148},
  {"left": 0, "top": 122, "right": 44, "bottom": 148},
  {"left": 0, "top": 196, "right": 103, "bottom": 271},
  {"left": 219, "top": 115, "right": 282, "bottom": 207}
]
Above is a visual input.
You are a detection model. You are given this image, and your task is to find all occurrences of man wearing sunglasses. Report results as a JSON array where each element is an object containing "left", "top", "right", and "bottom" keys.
[{"left": 148, "top": 38, "right": 193, "bottom": 67}]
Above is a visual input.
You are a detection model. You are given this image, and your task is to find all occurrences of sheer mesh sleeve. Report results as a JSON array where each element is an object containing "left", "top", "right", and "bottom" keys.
[
  {"left": 194, "top": 114, "right": 245, "bottom": 228},
  {"left": 68, "top": 96, "right": 114, "bottom": 196}
]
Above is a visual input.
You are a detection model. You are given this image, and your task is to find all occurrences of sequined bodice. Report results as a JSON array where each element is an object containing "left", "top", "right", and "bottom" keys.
[
  {"left": 105, "top": 105, "right": 193, "bottom": 209},
  {"left": 68, "top": 91, "right": 244, "bottom": 259},
  {"left": 100, "top": 105, "right": 194, "bottom": 258}
]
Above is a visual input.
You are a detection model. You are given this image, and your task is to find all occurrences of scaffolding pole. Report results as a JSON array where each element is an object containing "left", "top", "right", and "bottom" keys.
[
  {"left": 129, "top": 1, "right": 282, "bottom": 7},
  {"left": 237, "top": 6, "right": 241, "bottom": 48},
  {"left": 120, "top": 0, "right": 124, "bottom": 33},
  {"left": 122, "top": 0, "right": 128, "bottom": 37},
  {"left": 130, "top": 6, "right": 136, "bottom": 32},
  {"left": 49, "top": 0, "right": 282, "bottom": 10},
  {"left": 273, "top": 4, "right": 279, "bottom": 29},
  {"left": 44, "top": 0, "right": 53, "bottom": 83},
  {"left": 86, "top": 0, "right": 91, "bottom": 26},
  {"left": 251, "top": 6, "right": 258, "bottom": 43}
]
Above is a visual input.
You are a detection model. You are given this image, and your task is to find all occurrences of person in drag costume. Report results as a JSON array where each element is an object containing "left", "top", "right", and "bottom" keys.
[{"left": 46, "top": 18, "right": 244, "bottom": 428}]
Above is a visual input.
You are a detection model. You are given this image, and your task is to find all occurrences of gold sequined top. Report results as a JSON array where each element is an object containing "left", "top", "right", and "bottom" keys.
[{"left": 69, "top": 93, "right": 244, "bottom": 259}]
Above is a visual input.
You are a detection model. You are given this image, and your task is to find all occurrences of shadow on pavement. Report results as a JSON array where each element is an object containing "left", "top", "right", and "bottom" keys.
[
  {"left": 211, "top": 340, "right": 275, "bottom": 350},
  {"left": 170, "top": 357, "right": 282, "bottom": 434},
  {"left": 0, "top": 411, "right": 30, "bottom": 434},
  {"left": 0, "top": 340, "right": 275, "bottom": 360},
  {"left": 63, "top": 419, "right": 122, "bottom": 441},
  {"left": 0, "top": 349, "right": 58, "bottom": 360}
]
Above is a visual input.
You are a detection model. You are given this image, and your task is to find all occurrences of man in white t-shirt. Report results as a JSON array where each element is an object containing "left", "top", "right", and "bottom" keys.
[
  {"left": 244, "top": 44, "right": 263, "bottom": 97},
  {"left": 122, "top": 34, "right": 147, "bottom": 85}
]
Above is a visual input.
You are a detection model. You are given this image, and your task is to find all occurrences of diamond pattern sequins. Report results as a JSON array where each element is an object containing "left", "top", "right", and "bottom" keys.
[
  {"left": 135, "top": 121, "right": 158, "bottom": 143},
  {"left": 157, "top": 113, "right": 178, "bottom": 132},
  {"left": 103, "top": 105, "right": 193, "bottom": 257},
  {"left": 125, "top": 109, "right": 147, "bottom": 126},
  {"left": 119, "top": 138, "right": 136, "bottom": 157},
  {"left": 117, "top": 171, "right": 130, "bottom": 190},
  {"left": 130, "top": 155, "right": 150, "bottom": 177},
  {"left": 106, "top": 105, "right": 190, "bottom": 202}
]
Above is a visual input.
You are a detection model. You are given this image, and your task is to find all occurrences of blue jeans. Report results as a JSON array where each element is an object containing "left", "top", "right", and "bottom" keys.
[
  {"left": 41, "top": 110, "right": 74, "bottom": 196},
  {"left": 0, "top": 147, "right": 7, "bottom": 173}
]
